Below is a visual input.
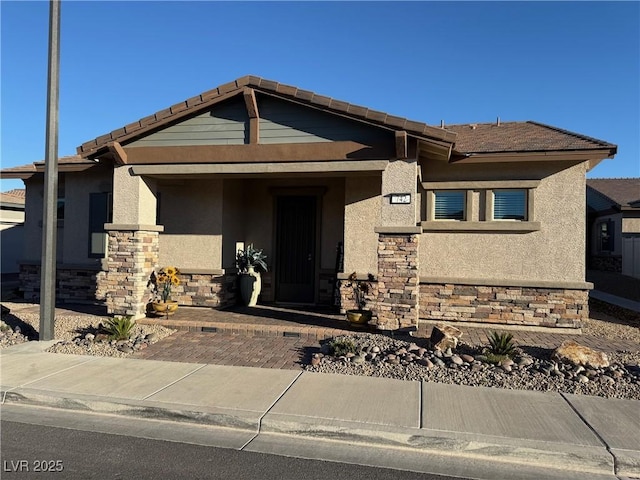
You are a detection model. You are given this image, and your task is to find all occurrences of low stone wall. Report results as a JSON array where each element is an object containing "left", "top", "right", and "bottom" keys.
[
  {"left": 419, "top": 283, "right": 588, "bottom": 328},
  {"left": 589, "top": 255, "right": 622, "bottom": 272},
  {"left": 19, "top": 263, "right": 100, "bottom": 303},
  {"left": 173, "top": 272, "right": 236, "bottom": 309},
  {"left": 338, "top": 277, "right": 378, "bottom": 313}
]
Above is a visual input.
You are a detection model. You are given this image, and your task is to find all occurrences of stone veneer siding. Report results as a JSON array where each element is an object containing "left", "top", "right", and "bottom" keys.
[
  {"left": 96, "top": 229, "right": 159, "bottom": 317},
  {"left": 376, "top": 233, "right": 420, "bottom": 329},
  {"left": 19, "top": 263, "right": 100, "bottom": 303},
  {"left": 419, "top": 283, "right": 589, "bottom": 328},
  {"left": 339, "top": 278, "right": 378, "bottom": 313},
  {"left": 171, "top": 272, "right": 236, "bottom": 308}
]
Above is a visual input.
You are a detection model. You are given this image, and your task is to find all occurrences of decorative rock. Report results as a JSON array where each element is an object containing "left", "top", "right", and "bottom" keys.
[
  {"left": 450, "top": 355, "right": 464, "bottom": 366},
  {"left": 418, "top": 358, "right": 434, "bottom": 369},
  {"left": 371, "top": 346, "right": 380, "bottom": 353},
  {"left": 417, "top": 348, "right": 427, "bottom": 357},
  {"left": 501, "top": 363, "right": 512, "bottom": 373},
  {"left": 577, "top": 374, "right": 589, "bottom": 383},
  {"left": 444, "top": 347, "right": 453, "bottom": 358},
  {"left": 518, "top": 357, "right": 534, "bottom": 367},
  {"left": 146, "top": 332, "right": 159, "bottom": 342},
  {"left": 118, "top": 346, "right": 134, "bottom": 354},
  {"left": 352, "top": 355, "right": 365, "bottom": 365},
  {"left": 600, "top": 375, "right": 615, "bottom": 385},
  {"left": 461, "top": 354, "right": 475, "bottom": 363},
  {"left": 95, "top": 333, "right": 109, "bottom": 342},
  {"left": 311, "top": 355, "right": 321, "bottom": 366},
  {"left": 85, "top": 333, "right": 95, "bottom": 342},
  {"left": 552, "top": 341, "right": 609, "bottom": 369},
  {"left": 429, "top": 324, "right": 462, "bottom": 352}
]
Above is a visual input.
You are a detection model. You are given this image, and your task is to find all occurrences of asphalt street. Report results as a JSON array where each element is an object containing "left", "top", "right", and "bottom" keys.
[{"left": 1, "top": 420, "right": 468, "bottom": 480}]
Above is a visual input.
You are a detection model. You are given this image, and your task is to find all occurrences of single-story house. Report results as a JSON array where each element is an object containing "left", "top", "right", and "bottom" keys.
[
  {"left": 0, "top": 189, "right": 26, "bottom": 275},
  {"left": 587, "top": 178, "right": 640, "bottom": 278},
  {"left": 1, "top": 76, "right": 618, "bottom": 328}
]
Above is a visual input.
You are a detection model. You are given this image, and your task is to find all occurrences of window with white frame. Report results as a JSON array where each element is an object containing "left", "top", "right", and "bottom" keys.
[
  {"left": 434, "top": 190, "right": 465, "bottom": 220},
  {"left": 492, "top": 189, "right": 527, "bottom": 220}
]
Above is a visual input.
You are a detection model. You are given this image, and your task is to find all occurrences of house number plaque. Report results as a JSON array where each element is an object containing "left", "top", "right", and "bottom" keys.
[{"left": 389, "top": 193, "right": 411, "bottom": 204}]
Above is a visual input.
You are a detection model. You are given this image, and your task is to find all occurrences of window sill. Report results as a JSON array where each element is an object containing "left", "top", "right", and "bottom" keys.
[{"left": 421, "top": 221, "right": 540, "bottom": 232}]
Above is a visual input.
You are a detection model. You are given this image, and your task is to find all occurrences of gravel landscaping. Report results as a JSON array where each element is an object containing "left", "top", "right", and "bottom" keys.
[
  {"left": 2, "top": 301, "right": 638, "bottom": 399},
  {"left": 305, "top": 332, "right": 640, "bottom": 400},
  {"left": 0, "top": 304, "right": 175, "bottom": 357}
]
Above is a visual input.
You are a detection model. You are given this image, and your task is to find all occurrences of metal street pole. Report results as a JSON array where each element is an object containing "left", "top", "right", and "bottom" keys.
[{"left": 39, "top": 0, "right": 61, "bottom": 341}]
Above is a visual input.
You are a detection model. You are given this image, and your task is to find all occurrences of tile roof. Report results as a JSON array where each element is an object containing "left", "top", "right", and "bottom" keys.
[
  {"left": 0, "top": 155, "right": 96, "bottom": 179},
  {"left": 0, "top": 189, "right": 26, "bottom": 205},
  {"left": 445, "top": 121, "right": 616, "bottom": 154},
  {"left": 77, "top": 76, "right": 458, "bottom": 158},
  {"left": 586, "top": 178, "right": 640, "bottom": 208}
]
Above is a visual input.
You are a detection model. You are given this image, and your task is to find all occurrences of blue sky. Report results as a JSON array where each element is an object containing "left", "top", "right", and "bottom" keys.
[{"left": 1, "top": 1, "right": 638, "bottom": 192}]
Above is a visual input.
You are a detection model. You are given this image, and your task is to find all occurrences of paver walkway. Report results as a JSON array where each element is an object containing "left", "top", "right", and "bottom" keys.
[{"left": 132, "top": 305, "right": 638, "bottom": 368}]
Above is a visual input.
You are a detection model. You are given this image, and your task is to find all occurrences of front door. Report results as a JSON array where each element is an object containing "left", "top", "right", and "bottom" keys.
[{"left": 275, "top": 195, "right": 316, "bottom": 303}]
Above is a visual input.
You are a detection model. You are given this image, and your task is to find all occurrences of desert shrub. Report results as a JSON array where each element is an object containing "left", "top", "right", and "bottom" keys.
[
  {"left": 329, "top": 338, "right": 357, "bottom": 356},
  {"left": 487, "top": 331, "right": 516, "bottom": 358},
  {"left": 104, "top": 316, "right": 135, "bottom": 341}
]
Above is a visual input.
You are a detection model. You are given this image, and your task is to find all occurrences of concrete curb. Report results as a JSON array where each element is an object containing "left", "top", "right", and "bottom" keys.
[
  {"left": 1, "top": 386, "right": 616, "bottom": 477},
  {"left": 259, "top": 414, "right": 614, "bottom": 476}
]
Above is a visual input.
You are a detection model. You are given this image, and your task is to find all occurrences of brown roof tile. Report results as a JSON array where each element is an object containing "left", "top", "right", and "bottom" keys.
[
  {"left": 587, "top": 178, "right": 640, "bottom": 208},
  {"left": 446, "top": 121, "right": 617, "bottom": 154},
  {"left": 0, "top": 190, "right": 26, "bottom": 205},
  {"left": 76, "top": 76, "right": 458, "bottom": 157}
]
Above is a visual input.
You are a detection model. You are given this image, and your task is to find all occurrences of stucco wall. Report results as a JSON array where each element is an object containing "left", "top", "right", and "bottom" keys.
[
  {"left": 21, "top": 176, "right": 63, "bottom": 263},
  {"left": 158, "top": 179, "right": 222, "bottom": 270},
  {"left": 222, "top": 179, "right": 245, "bottom": 269},
  {"left": 622, "top": 217, "right": 640, "bottom": 234},
  {"left": 63, "top": 169, "right": 113, "bottom": 265},
  {"left": 112, "top": 166, "right": 157, "bottom": 225},
  {"left": 380, "top": 159, "right": 417, "bottom": 227},
  {"left": 419, "top": 161, "right": 588, "bottom": 284},
  {"left": 344, "top": 175, "right": 381, "bottom": 276}
]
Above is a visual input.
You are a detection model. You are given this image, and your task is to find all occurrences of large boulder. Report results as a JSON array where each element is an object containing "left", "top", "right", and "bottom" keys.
[
  {"left": 552, "top": 340, "right": 609, "bottom": 369},
  {"left": 429, "top": 324, "right": 463, "bottom": 351}
]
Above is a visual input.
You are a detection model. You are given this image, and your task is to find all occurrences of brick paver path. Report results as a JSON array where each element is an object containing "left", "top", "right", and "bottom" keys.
[{"left": 132, "top": 330, "right": 319, "bottom": 370}]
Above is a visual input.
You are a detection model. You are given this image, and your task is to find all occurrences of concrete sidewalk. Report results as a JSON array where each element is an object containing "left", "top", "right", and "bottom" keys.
[{"left": 1, "top": 341, "right": 638, "bottom": 480}]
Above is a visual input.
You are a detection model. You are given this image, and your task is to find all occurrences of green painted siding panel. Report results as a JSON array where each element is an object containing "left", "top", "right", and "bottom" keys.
[
  {"left": 128, "top": 99, "right": 248, "bottom": 147},
  {"left": 258, "top": 96, "right": 390, "bottom": 145}
]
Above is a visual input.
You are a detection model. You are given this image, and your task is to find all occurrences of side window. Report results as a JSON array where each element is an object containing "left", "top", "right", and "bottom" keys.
[
  {"left": 434, "top": 191, "right": 465, "bottom": 220},
  {"left": 89, "top": 193, "right": 112, "bottom": 258},
  {"left": 599, "top": 220, "right": 614, "bottom": 252},
  {"left": 493, "top": 189, "right": 527, "bottom": 220}
]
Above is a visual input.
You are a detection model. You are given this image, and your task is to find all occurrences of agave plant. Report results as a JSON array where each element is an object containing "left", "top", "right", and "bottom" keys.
[
  {"left": 487, "top": 331, "right": 517, "bottom": 357},
  {"left": 104, "top": 316, "right": 135, "bottom": 341}
]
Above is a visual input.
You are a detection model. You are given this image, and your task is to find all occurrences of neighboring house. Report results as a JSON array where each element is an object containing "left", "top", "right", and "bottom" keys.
[
  {"left": 587, "top": 178, "right": 640, "bottom": 278},
  {"left": 0, "top": 76, "right": 617, "bottom": 328},
  {"left": 0, "top": 189, "right": 26, "bottom": 275}
]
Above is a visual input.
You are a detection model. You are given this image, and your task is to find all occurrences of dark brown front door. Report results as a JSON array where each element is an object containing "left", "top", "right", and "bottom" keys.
[{"left": 275, "top": 195, "right": 316, "bottom": 303}]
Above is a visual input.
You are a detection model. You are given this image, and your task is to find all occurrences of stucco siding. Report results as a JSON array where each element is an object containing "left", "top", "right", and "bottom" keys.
[
  {"left": 222, "top": 179, "right": 245, "bottom": 269},
  {"left": 63, "top": 170, "right": 113, "bottom": 265},
  {"left": 21, "top": 177, "right": 63, "bottom": 263},
  {"left": 420, "top": 161, "right": 587, "bottom": 284},
  {"left": 344, "top": 175, "right": 381, "bottom": 276},
  {"left": 158, "top": 179, "right": 222, "bottom": 270},
  {"left": 622, "top": 217, "right": 640, "bottom": 234}
]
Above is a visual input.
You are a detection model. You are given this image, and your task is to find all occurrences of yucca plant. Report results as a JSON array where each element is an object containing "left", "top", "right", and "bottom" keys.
[
  {"left": 104, "top": 316, "right": 135, "bottom": 341},
  {"left": 487, "top": 331, "right": 516, "bottom": 358}
]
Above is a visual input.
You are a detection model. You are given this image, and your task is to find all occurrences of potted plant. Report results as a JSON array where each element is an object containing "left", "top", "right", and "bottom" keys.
[
  {"left": 236, "top": 244, "right": 267, "bottom": 306},
  {"left": 147, "top": 266, "right": 181, "bottom": 317},
  {"left": 345, "top": 272, "right": 374, "bottom": 327}
]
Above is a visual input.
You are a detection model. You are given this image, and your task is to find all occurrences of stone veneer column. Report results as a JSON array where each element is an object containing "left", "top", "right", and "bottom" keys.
[
  {"left": 97, "top": 224, "right": 163, "bottom": 318},
  {"left": 375, "top": 227, "right": 421, "bottom": 330}
]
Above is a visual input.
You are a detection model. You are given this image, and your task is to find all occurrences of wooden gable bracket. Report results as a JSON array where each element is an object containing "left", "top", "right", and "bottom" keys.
[
  {"left": 395, "top": 130, "right": 408, "bottom": 159},
  {"left": 106, "top": 141, "right": 128, "bottom": 165},
  {"left": 243, "top": 87, "right": 260, "bottom": 144}
]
